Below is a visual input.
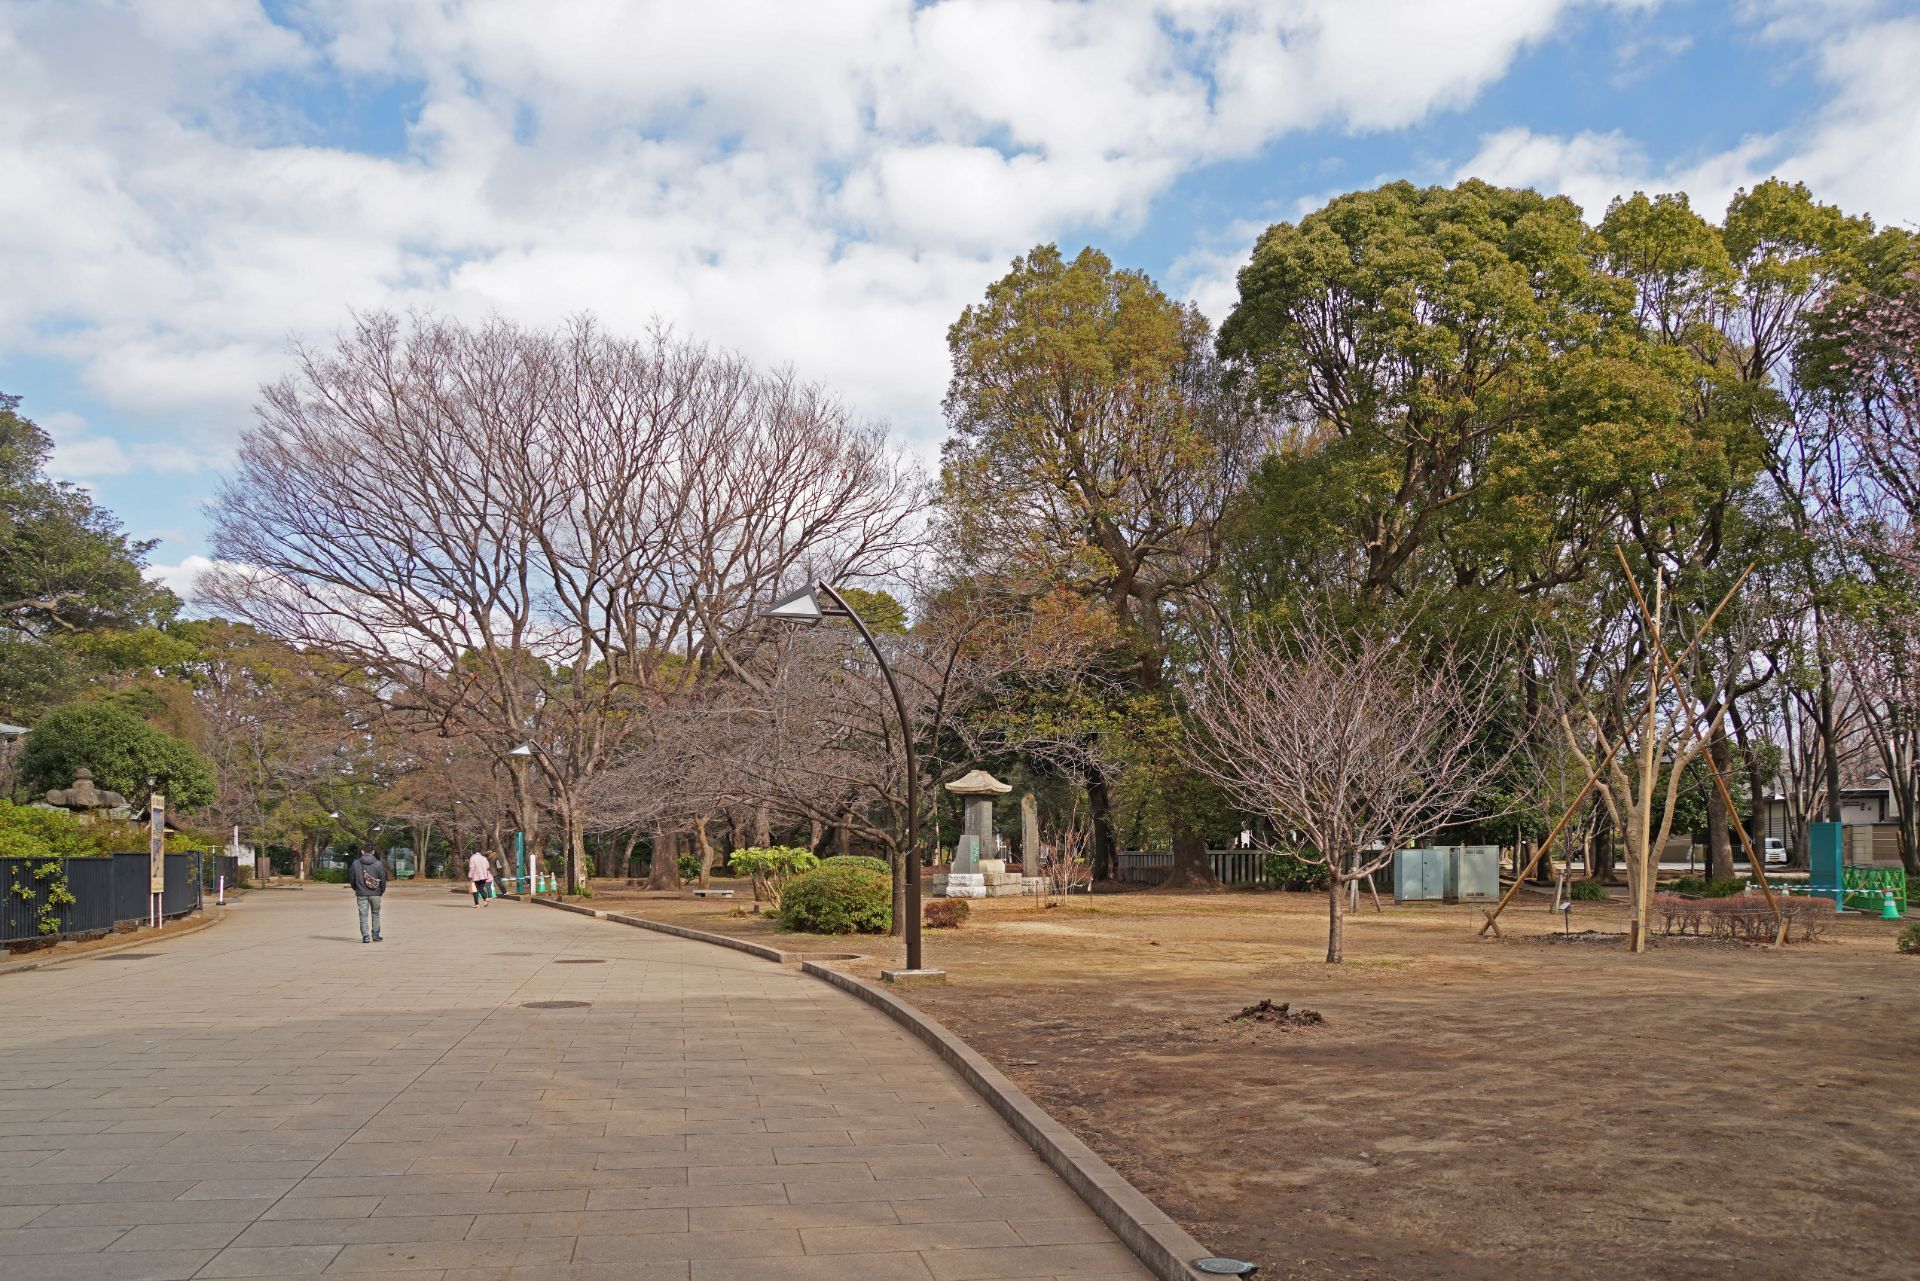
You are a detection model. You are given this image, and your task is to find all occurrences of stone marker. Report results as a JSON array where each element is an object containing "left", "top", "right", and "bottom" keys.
[
  {"left": 1021, "top": 791, "right": 1041, "bottom": 877},
  {"left": 942, "top": 769, "right": 1012, "bottom": 899}
]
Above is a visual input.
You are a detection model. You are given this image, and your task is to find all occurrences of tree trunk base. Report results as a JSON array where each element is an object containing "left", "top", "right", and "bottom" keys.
[{"left": 1160, "top": 836, "right": 1226, "bottom": 893}]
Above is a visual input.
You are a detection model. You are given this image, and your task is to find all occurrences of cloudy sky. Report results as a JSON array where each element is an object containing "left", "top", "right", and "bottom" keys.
[{"left": 3, "top": 0, "right": 1917, "bottom": 594}]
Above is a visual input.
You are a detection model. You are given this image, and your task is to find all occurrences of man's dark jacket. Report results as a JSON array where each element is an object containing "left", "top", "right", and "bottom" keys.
[{"left": 348, "top": 854, "right": 388, "bottom": 898}]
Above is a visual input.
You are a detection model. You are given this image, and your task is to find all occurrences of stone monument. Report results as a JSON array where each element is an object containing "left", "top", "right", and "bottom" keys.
[
  {"left": 937, "top": 769, "right": 1015, "bottom": 898},
  {"left": 40, "top": 768, "right": 132, "bottom": 822}
]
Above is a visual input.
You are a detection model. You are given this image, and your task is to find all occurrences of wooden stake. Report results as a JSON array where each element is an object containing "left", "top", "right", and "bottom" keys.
[
  {"left": 1613, "top": 550, "right": 1784, "bottom": 943},
  {"left": 1479, "top": 555, "right": 1755, "bottom": 940}
]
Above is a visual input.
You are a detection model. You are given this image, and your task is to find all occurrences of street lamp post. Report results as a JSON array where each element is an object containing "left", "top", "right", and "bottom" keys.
[
  {"left": 507, "top": 743, "right": 535, "bottom": 894},
  {"left": 764, "top": 582, "right": 937, "bottom": 980}
]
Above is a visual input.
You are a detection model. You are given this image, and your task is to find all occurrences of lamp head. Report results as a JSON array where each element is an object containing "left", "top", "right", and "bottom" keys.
[{"left": 762, "top": 583, "right": 851, "bottom": 623}]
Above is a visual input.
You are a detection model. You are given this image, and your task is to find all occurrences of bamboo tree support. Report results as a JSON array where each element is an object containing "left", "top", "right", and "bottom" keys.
[
  {"left": 1614, "top": 550, "right": 1786, "bottom": 945},
  {"left": 1478, "top": 744, "right": 1623, "bottom": 938},
  {"left": 1480, "top": 557, "right": 1754, "bottom": 939}
]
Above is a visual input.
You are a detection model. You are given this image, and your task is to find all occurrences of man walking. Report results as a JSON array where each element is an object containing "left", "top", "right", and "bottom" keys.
[
  {"left": 467, "top": 849, "right": 495, "bottom": 906},
  {"left": 349, "top": 846, "right": 388, "bottom": 942}
]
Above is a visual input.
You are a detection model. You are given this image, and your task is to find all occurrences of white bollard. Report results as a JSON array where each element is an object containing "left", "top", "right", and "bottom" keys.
[{"left": 218, "top": 875, "right": 225, "bottom": 906}]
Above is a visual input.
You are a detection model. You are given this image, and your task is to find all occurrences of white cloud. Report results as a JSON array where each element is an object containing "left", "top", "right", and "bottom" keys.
[
  {"left": 143, "top": 554, "right": 233, "bottom": 600},
  {"left": 0, "top": 0, "right": 1643, "bottom": 454},
  {"left": 1455, "top": 8, "right": 1920, "bottom": 227}
]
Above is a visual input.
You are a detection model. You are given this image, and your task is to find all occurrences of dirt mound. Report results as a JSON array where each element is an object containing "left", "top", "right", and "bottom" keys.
[{"left": 1227, "top": 998, "right": 1325, "bottom": 1028}]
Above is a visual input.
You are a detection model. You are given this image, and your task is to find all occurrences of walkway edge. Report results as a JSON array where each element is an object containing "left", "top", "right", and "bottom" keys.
[
  {"left": 802, "top": 960, "right": 1212, "bottom": 1281},
  {"left": 0, "top": 903, "right": 226, "bottom": 978},
  {"left": 503, "top": 892, "right": 798, "bottom": 964},
  {"left": 513, "top": 894, "right": 1211, "bottom": 1281}
]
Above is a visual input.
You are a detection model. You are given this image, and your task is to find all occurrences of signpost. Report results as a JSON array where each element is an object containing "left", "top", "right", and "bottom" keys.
[{"left": 149, "top": 790, "right": 167, "bottom": 927}]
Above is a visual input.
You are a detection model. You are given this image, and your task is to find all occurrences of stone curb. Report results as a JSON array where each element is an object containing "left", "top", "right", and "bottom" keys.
[
  {"left": 505, "top": 892, "right": 812, "bottom": 965},
  {"left": 0, "top": 903, "right": 227, "bottom": 978},
  {"left": 801, "top": 960, "right": 1212, "bottom": 1281},
  {"left": 511, "top": 893, "right": 1211, "bottom": 1281}
]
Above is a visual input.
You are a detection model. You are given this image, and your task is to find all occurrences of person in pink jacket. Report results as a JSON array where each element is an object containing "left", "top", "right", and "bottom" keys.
[{"left": 467, "top": 850, "right": 495, "bottom": 906}]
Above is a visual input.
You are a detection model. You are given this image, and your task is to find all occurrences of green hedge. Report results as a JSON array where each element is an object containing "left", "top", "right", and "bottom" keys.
[
  {"left": 1670, "top": 875, "right": 1747, "bottom": 898},
  {"left": 824, "top": 854, "right": 889, "bottom": 876},
  {"left": 778, "top": 860, "right": 892, "bottom": 935},
  {"left": 1567, "top": 879, "right": 1608, "bottom": 901}
]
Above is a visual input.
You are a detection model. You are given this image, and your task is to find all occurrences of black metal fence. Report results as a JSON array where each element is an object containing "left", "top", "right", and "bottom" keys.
[{"left": 1, "top": 852, "right": 204, "bottom": 946}]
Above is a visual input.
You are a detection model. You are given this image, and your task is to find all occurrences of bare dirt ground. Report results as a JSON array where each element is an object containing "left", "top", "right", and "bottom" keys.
[{"left": 584, "top": 882, "right": 1920, "bottom": 1280}]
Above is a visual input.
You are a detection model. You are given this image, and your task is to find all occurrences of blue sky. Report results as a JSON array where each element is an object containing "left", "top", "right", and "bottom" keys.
[{"left": 2, "top": 0, "right": 1916, "bottom": 595}]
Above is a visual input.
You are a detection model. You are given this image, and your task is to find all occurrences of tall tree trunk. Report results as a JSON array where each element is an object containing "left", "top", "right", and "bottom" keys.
[
  {"left": 1812, "top": 604, "right": 1845, "bottom": 824},
  {"left": 808, "top": 817, "right": 823, "bottom": 855},
  {"left": 836, "top": 809, "right": 851, "bottom": 858},
  {"left": 1161, "top": 832, "right": 1224, "bottom": 891},
  {"left": 695, "top": 815, "right": 715, "bottom": 889},
  {"left": 1325, "top": 868, "right": 1346, "bottom": 963},
  {"left": 415, "top": 819, "right": 432, "bottom": 880},
  {"left": 621, "top": 830, "right": 640, "bottom": 883},
  {"left": 753, "top": 803, "right": 771, "bottom": 847},
  {"left": 1087, "top": 779, "right": 1116, "bottom": 882},
  {"left": 648, "top": 827, "right": 682, "bottom": 891},
  {"left": 1706, "top": 730, "right": 1736, "bottom": 882}
]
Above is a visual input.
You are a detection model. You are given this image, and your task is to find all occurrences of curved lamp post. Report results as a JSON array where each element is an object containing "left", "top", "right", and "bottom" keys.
[{"left": 764, "top": 582, "right": 936, "bottom": 979}]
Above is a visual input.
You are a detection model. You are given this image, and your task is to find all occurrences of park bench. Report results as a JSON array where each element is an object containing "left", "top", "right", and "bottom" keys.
[{"left": 690, "top": 887, "right": 734, "bottom": 898}]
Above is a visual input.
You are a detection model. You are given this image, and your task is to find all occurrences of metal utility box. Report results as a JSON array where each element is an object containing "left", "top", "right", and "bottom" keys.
[
  {"left": 1394, "top": 848, "right": 1448, "bottom": 902},
  {"left": 1809, "top": 821, "right": 1843, "bottom": 906},
  {"left": 1447, "top": 845, "right": 1499, "bottom": 903}
]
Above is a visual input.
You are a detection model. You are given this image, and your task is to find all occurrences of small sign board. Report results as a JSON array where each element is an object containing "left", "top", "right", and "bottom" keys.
[{"left": 149, "top": 792, "right": 167, "bottom": 894}]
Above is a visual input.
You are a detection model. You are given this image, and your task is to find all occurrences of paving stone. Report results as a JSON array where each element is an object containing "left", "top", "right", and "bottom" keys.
[{"left": 0, "top": 891, "right": 1152, "bottom": 1281}]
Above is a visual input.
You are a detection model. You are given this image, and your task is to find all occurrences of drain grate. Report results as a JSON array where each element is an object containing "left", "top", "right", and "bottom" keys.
[
  {"left": 522, "top": 1000, "right": 591, "bottom": 1010},
  {"left": 554, "top": 958, "right": 606, "bottom": 964}
]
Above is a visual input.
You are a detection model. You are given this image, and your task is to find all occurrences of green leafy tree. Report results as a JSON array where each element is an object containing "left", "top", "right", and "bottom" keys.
[
  {"left": 834, "top": 587, "right": 909, "bottom": 636},
  {"left": 940, "top": 245, "right": 1262, "bottom": 885},
  {"left": 15, "top": 700, "right": 215, "bottom": 809},
  {"left": 0, "top": 393, "right": 179, "bottom": 719}
]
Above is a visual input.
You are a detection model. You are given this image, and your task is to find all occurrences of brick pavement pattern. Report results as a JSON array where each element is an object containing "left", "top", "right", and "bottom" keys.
[{"left": 0, "top": 886, "right": 1152, "bottom": 1280}]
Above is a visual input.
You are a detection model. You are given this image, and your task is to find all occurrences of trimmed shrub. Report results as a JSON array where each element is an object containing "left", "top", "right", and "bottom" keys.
[
  {"left": 825, "top": 854, "right": 890, "bottom": 877},
  {"left": 1652, "top": 892, "right": 1703, "bottom": 936},
  {"left": 677, "top": 852, "right": 700, "bottom": 882},
  {"left": 310, "top": 868, "right": 349, "bottom": 884},
  {"left": 924, "top": 898, "right": 971, "bottom": 929},
  {"left": 1898, "top": 923, "right": 1920, "bottom": 955},
  {"left": 777, "top": 860, "right": 892, "bottom": 935},
  {"left": 1670, "top": 875, "right": 1747, "bottom": 898},
  {"left": 1782, "top": 896, "right": 1836, "bottom": 943},
  {"left": 1567, "top": 879, "right": 1608, "bottom": 902}
]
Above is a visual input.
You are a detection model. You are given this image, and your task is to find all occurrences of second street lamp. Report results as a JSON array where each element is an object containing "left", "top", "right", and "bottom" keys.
[{"left": 764, "top": 582, "right": 938, "bottom": 980}]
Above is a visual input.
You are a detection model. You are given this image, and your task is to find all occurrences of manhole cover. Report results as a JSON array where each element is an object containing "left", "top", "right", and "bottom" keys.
[
  {"left": 555, "top": 958, "right": 605, "bottom": 964},
  {"left": 522, "top": 1000, "right": 591, "bottom": 1010}
]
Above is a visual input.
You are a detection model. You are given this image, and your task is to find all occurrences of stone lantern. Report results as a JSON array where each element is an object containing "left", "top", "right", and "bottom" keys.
[{"left": 937, "top": 769, "right": 1020, "bottom": 899}]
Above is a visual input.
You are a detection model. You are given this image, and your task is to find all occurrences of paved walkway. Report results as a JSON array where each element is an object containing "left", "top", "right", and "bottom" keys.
[{"left": 0, "top": 887, "right": 1150, "bottom": 1281}]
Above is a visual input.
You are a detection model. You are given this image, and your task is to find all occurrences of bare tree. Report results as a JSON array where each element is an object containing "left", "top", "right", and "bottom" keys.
[
  {"left": 202, "top": 313, "right": 917, "bottom": 892},
  {"left": 1180, "top": 608, "right": 1517, "bottom": 962}
]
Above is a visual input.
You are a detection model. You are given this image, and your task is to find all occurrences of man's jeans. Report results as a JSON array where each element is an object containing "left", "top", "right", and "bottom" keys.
[{"left": 356, "top": 895, "right": 383, "bottom": 940}]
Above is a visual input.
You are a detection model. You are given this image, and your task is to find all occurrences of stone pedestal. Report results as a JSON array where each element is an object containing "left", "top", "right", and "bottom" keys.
[{"left": 944, "top": 873, "right": 985, "bottom": 900}]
